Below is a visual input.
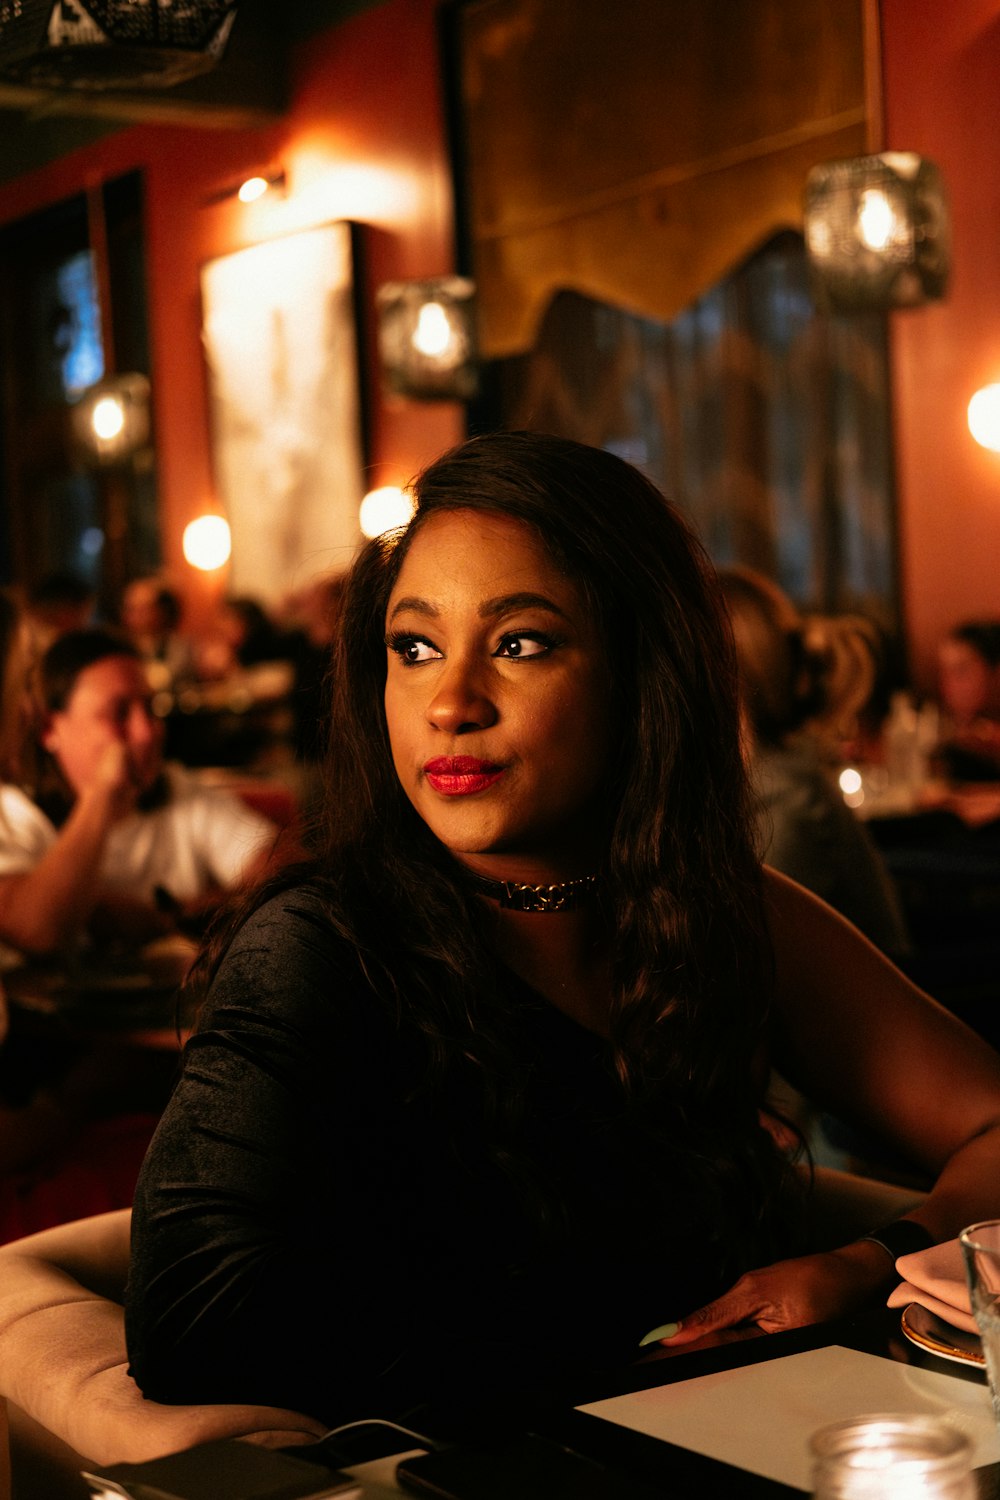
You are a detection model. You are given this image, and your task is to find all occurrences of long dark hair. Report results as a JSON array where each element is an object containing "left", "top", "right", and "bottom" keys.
[{"left": 201, "top": 432, "right": 794, "bottom": 1268}]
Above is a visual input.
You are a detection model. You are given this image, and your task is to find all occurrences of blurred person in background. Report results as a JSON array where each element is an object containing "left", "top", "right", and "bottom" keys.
[
  {"left": 119, "top": 575, "right": 196, "bottom": 695},
  {"left": 935, "top": 620, "right": 1000, "bottom": 783},
  {"left": 719, "top": 566, "right": 909, "bottom": 960},
  {"left": 196, "top": 596, "right": 294, "bottom": 680},
  {"left": 0, "top": 628, "right": 279, "bottom": 965},
  {"left": 0, "top": 601, "right": 161, "bottom": 1242},
  {"left": 0, "top": 590, "right": 30, "bottom": 788}
]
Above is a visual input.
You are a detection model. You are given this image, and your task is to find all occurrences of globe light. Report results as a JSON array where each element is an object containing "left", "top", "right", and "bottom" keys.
[
  {"left": 968, "top": 384, "right": 1000, "bottom": 453},
  {"left": 359, "top": 486, "right": 415, "bottom": 539},
  {"left": 183, "top": 514, "right": 231, "bottom": 571},
  {"left": 91, "top": 395, "right": 126, "bottom": 441}
]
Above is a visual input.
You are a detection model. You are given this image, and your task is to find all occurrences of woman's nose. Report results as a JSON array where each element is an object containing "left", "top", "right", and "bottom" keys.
[{"left": 426, "top": 660, "right": 498, "bottom": 734}]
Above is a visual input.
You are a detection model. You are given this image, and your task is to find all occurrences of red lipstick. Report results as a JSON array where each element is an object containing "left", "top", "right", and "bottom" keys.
[{"left": 424, "top": 756, "right": 505, "bottom": 795}]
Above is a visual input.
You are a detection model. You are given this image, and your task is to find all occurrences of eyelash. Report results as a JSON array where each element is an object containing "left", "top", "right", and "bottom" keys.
[{"left": 385, "top": 630, "right": 561, "bottom": 665}]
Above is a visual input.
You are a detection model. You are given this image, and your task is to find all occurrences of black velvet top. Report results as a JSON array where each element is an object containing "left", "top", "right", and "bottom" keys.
[{"left": 125, "top": 885, "right": 771, "bottom": 1429}]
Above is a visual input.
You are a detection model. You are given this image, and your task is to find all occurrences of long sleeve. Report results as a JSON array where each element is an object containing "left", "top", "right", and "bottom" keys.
[{"left": 125, "top": 887, "right": 433, "bottom": 1423}]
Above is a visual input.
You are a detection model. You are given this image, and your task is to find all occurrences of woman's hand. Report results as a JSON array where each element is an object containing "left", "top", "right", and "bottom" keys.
[{"left": 652, "top": 1241, "right": 893, "bottom": 1347}]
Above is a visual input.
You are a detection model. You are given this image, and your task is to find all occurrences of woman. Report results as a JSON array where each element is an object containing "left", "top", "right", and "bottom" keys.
[
  {"left": 124, "top": 433, "right": 1000, "bottom": 1431},
  {"left": 718, "top": 566, "right": 909, "bottom": 958},
  {"left": 936, "top": 619, "right": 1000, "bottom": 782}
]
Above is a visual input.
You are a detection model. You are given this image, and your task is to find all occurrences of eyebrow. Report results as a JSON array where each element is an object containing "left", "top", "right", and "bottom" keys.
[{"left": 388, "top": 591, "right": 570, "bottom": 624}]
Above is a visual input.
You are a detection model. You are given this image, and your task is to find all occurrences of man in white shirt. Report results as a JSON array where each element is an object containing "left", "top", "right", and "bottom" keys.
[{"left": 0, "top": 629, "right": 277, "bottom": 964}]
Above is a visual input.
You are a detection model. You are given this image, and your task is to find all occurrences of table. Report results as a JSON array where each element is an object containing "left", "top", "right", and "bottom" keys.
[
  {"left": 8, "top": 1309, "right": 998, "bottom": 1500},
  {"left": 2, "top": 937, "right": 196, "bottom": 1051},
  {"left": 321, "top": 1309, "right": 1000, "bottom": 1499}
]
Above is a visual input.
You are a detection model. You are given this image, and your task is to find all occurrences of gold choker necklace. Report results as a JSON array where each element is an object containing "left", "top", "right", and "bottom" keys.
[{"left": 460, "top": 870, "right": 600, "bottom": 913}]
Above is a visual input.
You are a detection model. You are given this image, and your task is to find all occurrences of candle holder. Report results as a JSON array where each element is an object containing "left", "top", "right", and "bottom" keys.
[{"left": 810, "top": 1413, "right": 975, "bottom": 1500}]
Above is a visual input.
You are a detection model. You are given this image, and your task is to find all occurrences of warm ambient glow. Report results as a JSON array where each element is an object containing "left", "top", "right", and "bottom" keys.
[
  {"left": 359, "top": 486, "right": 415, "bottom": 539},
  {"left": 968, "top": 384, "right": 1000, "bottom": 452},
  {"left": 91, "top": 395, "right": 126, "bottom": 441},
  {"left": 183, "top": 514, "right": 232, "bottom": 571},
  {"left": 237, "top": 176, "right": 270, "bottom": 204}
]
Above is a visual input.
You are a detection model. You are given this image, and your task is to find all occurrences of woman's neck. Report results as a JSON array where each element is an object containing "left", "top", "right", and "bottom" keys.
[{"left": 489, "top": 903, "right": 612, "bottom": 1036}]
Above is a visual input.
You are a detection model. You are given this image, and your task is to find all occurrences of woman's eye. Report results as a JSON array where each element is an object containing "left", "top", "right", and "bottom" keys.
[
  {"left": 494, "top": 633, "right": 554, "bottom": 660},
  {"left": 388, "top": 634, "right": 442, "bottom": 665}
]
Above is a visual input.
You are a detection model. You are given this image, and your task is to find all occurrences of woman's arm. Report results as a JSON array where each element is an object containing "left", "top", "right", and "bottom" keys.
[
  {"left": 660, "top": 868, "right": 1000, "bottom": 1345},
  {"left": 0, "top": 1212, "right": 325, "bottom": 1466},
  {"left": 125, "top": 888, "right": 412, "bottom": 1421}
]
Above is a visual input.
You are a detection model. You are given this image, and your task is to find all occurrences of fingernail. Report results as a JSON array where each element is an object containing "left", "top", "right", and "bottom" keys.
[{"left": 639, "top": 1321, "right": 679, "bottom": 1346}]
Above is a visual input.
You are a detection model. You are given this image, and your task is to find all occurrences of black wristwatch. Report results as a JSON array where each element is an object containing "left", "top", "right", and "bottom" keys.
[{"left": 861, "top": 1218, "right": 935, "bottom": 1264}]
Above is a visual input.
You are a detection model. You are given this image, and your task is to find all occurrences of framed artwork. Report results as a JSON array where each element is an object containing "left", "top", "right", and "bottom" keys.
[{"left": 200, "top": 222, "right": 366, "bottom": 604}]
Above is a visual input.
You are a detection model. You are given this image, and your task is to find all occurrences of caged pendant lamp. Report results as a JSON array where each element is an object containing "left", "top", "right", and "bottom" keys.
[
  {"left": 0, "top": 0, "right": 239, "bottom": 91},
  {"left": 804, "top": 152, "right": 951, "bottom": 314}
]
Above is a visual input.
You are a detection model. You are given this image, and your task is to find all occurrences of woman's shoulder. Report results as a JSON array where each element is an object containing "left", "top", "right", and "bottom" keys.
[
  {"left": 203, "top": 879, "right": 376, "bottom": 1031},
  {"left": 229, "top": 880, "right": 339, "bottom": 948}
]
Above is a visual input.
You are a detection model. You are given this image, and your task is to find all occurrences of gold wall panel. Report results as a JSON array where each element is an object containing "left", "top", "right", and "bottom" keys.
[{"left": 459, "top": 0, "right": 869, "bottom": 356}]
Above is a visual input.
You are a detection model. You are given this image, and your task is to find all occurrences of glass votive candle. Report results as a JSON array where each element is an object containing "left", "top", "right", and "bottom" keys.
[{"left": 810, "top": 1413, "right": 975, "bottom": 1500}]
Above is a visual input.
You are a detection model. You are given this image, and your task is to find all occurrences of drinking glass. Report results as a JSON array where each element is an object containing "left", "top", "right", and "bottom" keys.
[
  {"left": 961, "top": 1219, "right": 1000, "bottom": 1424},
  {"left": 810, "top": 1413, "right": 975, "bottom": 1500}
]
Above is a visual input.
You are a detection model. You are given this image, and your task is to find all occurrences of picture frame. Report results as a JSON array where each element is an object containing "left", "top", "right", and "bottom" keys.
[{"left": 200, "top": 221, "right": 367, "bottom": 604}]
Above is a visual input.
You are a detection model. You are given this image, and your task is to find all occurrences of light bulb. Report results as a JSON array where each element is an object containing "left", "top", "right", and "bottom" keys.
[
  {"left": 183, "top": 514, "right": 231, "bottom": 571},
  {"left": 412, "top": 302, "right": 453, "bottom": 358},
  {"left": 92, "top": 395, "right": 126, "bottom": 441},
  {"left": 968, "top": 384, "right": 1000, "bottom": 452},
  {"left": 237, "top": 176, "right": 269, "bottom": 204},
  {"left": 359, "top": 486, "right": 414, "bottom": 539},
  {"left": 857, "top": 188, "right": 895, "bottom": 250}
]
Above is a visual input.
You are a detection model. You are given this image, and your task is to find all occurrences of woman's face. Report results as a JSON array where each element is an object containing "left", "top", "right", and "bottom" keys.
[
  {"left": 384, "top": 508, "right": 613, "bottom": 878},
  {"left": 938, "top": 637, "right": 996, "bottom": 723}
]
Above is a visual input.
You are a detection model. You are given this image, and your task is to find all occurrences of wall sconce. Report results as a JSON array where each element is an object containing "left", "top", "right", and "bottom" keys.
[
  {"left": 73, "top": 373, "right": 151, "bottom": 463},
  {"left": 237, "top": 171, "right": 286, "bottom": 203},
  {"left": 804, "top": 152, "right": 950, "bottom": 312},
  {"left": 205, "top": 169, "right": 286, "bottom": 207},
  {"left": 376, "top": 276, "right": 478, "bottom": 400}
]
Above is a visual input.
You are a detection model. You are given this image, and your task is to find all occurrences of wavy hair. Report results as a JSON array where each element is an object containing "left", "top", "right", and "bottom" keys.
[{"left": 205, "top": 432, "right": 794, "bottom": 1270}]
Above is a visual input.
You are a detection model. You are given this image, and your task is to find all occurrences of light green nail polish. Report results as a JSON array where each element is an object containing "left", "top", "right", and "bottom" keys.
[{"left": 639, "top": 1320, "right": 679, "bottom": 1346}]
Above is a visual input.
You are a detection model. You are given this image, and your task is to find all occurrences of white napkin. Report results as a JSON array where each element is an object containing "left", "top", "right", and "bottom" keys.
[{"left": 887, "top": 1238, "right": 979, "bottom": 1335}]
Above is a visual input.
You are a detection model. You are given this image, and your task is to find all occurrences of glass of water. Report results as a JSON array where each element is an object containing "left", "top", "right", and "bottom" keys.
[{"left": 961, "top": 1220, "right": 1000, "bottom": 1425}]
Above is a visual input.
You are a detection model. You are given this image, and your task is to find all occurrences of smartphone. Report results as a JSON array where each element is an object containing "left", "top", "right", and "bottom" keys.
[
  {"left": 84, "top": 1436, "right": 362, "bottom": 1500},
  {"left": 396, "top": 1431, "right": 664, "bottom": 1500}
]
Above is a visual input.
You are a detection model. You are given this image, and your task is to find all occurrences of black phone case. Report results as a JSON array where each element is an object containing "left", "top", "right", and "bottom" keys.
[{"left": 396, "top": 1432, "right": 663, "bottom": 1500}]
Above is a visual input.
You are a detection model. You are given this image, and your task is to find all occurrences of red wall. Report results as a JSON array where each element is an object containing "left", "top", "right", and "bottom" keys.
[
  {"left": 881, "top": 0, "right": 1000, "bottom": 688},
  {"left": 0, "top": 0, "right": 461, "bottom": 630}
]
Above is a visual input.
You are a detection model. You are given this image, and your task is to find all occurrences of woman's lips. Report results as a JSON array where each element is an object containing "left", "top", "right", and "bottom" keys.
[{"left": 423, "top": 756, "right": 506, "bottom": 795}]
